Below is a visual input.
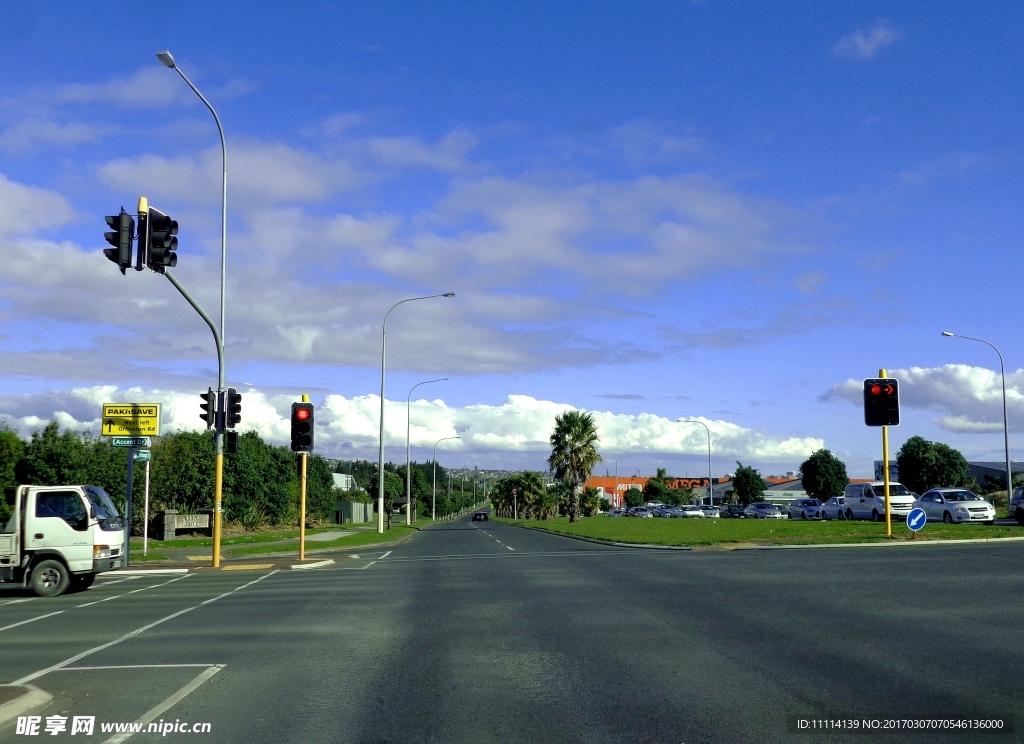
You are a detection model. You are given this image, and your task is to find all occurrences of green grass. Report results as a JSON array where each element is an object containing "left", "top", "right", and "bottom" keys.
[
  {"left": 128, "top": 526, "right": 347, "bottom": 549},
  {"left": 129, "top": 552, "right": 169, "bottom": 563},
  {"left": 226, "top": 525, "right": 418, "bottom": 555},
  {"left": 498, "top": 515, "right": 1024, "bottom": 547}
]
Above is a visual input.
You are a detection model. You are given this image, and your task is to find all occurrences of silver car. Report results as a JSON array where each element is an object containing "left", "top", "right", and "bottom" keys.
[
  {"left": 675, "top": 505, "right": 706, "bottom": 518},
  {"left": 914, "top": 489, "right": 996, "bottom": 525},
  {"left": 821, "top": 496, "right": 845, "bottom": 520},
  {"left": 788, "top": 498, "right": 824, "bottom": 520},
  {"left": 744, "top": 503, "right": 784, "bottom": 519},
  {"left": 699, "top": 505, "right": 721, "bottom": 518}
]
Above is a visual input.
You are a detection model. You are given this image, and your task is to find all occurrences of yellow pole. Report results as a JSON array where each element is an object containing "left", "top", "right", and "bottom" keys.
[
  {"left": 880, "top": 367, "right": 892, "bottom": 538},
  {"left": 299, "top": 393, "right": 309, "bottom": 560},
  {"left": 213, "top": 453, "right": 223, "bottom": 567}
]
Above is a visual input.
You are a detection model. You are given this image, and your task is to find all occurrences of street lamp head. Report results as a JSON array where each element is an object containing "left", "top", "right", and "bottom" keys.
[
  {"left": 941, "top": 331, "right": 955, "bottom": 337},
  {"left": 155, "top": 51, "right": 176, "bottom": 69},
  {"left": 442, "top": 292, "right": 455, "bottom": 297}
]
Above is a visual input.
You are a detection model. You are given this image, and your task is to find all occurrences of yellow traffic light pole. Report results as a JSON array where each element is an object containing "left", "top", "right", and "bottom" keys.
[
  {"left": 880, "top": 367, "right": 892, "bottom": 538},
  {"left": 299, "top": 393, "right": 309, "bottom": 561}
]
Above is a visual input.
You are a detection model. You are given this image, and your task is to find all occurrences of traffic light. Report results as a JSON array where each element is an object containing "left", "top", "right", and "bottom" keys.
[
  {"left": 225, "top": 388, "right": 242, "bottom": 428},
  {"left": 199, "top": 387, "right": 216, "bottom": 429},
  {"left": 290, "top": 402, "right": 314, "bottom": 452},
  {"left": 103, "top": 208, "right": 135, "bottom": 274},
  {"left": 145, "top": 207, "right": 178, "bottom": 273},
  {"left": 225, "top": 430, "right": 238, "bottom": 454},
  {"left": 864, "top": 378, "right": 900, "bottom": 426}
]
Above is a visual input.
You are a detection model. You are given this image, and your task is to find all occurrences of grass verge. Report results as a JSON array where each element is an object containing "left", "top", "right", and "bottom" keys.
[
  {"left": 226, "top": 525, "right": 418, "bottom": 555},
  {"left": 497, "top": 515, "right": 1024, "bottom": 547}
]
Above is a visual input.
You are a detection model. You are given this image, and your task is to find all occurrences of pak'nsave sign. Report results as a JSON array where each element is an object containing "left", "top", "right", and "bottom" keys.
[{"left": 101, "top": 404, "right": 161, "bottom": 437}]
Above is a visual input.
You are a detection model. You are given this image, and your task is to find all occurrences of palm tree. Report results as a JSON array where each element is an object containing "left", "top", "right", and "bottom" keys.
[{"left": 547, "top": 410, "right": 602, "bottom": 522}]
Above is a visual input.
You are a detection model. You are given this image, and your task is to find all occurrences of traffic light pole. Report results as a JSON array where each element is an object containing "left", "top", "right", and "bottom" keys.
[
  {"left": 165, "top": 270, "right": 225, "bottom": 567},
  {"left": 299, "top": 394, "right": 309, "bottom": 561},
  {"left": 880, "top": 367, "right": 892, "bottom": 538}
]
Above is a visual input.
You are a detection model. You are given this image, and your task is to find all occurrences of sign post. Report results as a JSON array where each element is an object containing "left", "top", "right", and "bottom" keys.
[
  {"left": 864, "top": 372, "right": 900, "bottom": 538},
  {"left": 907, "top": 507, "right": 926, "bottom": 540},
  {"left": 299, "top": 393, "right": 309, "bottom": 561}
]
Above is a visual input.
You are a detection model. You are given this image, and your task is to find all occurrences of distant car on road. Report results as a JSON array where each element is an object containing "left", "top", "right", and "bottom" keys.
[
  {"left": 822, "top": 496, "right": 846, "bottom": 520},
  {"left": 744, "top": 503, "right": 784, "bottom": 519},
  {"left": 472, "top": 511, "right": 489, "bottom": 522},
  {"left": 718, "top": 504, "right": 746, "bottom": 518},
  {"left": 914, "top": 489, "right": 995, "bottom": 525},
  {"left": 788, "top": 498, "right": 824, "bottom": 520}
]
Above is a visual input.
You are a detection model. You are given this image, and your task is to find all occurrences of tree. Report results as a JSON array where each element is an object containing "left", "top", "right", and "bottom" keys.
[
  {"left": 0, "top": 422, "right": 23, "bottom": 523},
  {"left": 369, "top": 469, "right": 403, "bottom": 528},
  {"left": 896, "top": 436, "right": 970, "bottom": 494},
  {"left": 547, "top": 410, "right": 602, "bottom": 522},
  {"left": 799, "top": 449, "right": 848, "bottom": 501},
  {"left": 580, "top": 486, "right": 602, "bottom": 517},
  {"left": 732, "top": 462, "right": 766, "bottom": 505},
  {"left": 623, "top": 487, "right": 644, "bottom": 508},
  {"left": 490, "top": 471, "right": 549, "bottom": 519}
]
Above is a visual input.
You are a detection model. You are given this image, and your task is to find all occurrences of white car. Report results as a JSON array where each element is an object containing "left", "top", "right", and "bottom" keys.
[
  {"left": 821, "top": 496, "right": 845, "bottom": 520},
  {"left": 914, "top": 489, "right": 996, "bottom": 525},
  {"left": 675, "top": 505, "right": 706, "bottom": 518},
  {"left": 699, "top": 505, "right": 720, "bottom": 518}
]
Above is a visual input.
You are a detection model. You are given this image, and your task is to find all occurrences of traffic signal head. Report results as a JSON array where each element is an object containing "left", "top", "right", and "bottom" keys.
[
  {"left": 864, "top": 378, "right": 900, "bottom": 426},
  {"left": 145, "top": 207, "right": 178, "bottom": 273},
  {"left": 103, "top": 208, "right": 135, "bottom": 275},
  {"left": 290, "top": 402, "right": 314, "bottom": 452},
  {"left": 225, "top": 388, "right": 242, "bottom": 429},
  {"left": 199, "top": 387, "right": 216, "bottom": 429}
]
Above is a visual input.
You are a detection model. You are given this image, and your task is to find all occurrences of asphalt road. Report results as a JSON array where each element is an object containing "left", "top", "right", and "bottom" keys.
[{"left": 2, "top": 515, "right": 1023, "bottom": 743}]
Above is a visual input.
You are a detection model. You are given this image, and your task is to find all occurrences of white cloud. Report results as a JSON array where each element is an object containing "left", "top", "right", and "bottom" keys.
[
  {"left": 0, "top": 173, "right": 76, "bottom": 236},
  {"left": 0, "top": 387, "right": 823, "bottom": 462},
  {"left": 832, "top": 23, "right": 899, "bottom": 61},
  {"left": 823, "top": 364, "right": 1024, "bottom": 432},
  {"left": 0, "top": 118, "right": 108, "bottom": 152}
]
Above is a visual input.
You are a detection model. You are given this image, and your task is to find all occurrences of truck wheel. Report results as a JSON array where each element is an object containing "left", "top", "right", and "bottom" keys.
[
  {"left": 69, "top": 574, "right": 95, "bottom": 592},
  {"left": 31, "top": 560, "right": 70, "bottom": 597}
]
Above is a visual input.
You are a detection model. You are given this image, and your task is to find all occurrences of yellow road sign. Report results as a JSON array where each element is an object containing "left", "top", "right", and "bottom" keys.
[{"left": 101, "top": 403, "right": 161, "bottom": 437}]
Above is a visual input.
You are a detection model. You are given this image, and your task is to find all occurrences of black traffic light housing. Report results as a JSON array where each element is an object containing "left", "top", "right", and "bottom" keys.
[
  {"left": 199, "top": 387, "right": 216, "bottom": 429},
  {"left": 225, "top": 388, "right": 242, "bottom": 429},
  {"left": 103, "top": 208, "right": 135, "bottom": 274},
  {"left": 290, "top": 402, "right": 314, "bottom": 452},
  {"left": 138, "top": 206, "right": 178, "bottom": 274},
  {"left": 864, "top": 378, "right": 900, "bottom": 426},
  {"left": 225, "top": 430, "right": 238, "bottom": 454}
]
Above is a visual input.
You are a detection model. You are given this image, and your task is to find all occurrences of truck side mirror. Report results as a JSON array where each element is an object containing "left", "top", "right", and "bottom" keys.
[{"left": 90, "top": 504, "right": 97, "bottom": 520}]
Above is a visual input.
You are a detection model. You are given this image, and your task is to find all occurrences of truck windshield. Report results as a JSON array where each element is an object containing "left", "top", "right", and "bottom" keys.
[{"left": 83, "top": 486, "right": 120, "bottom": 520}]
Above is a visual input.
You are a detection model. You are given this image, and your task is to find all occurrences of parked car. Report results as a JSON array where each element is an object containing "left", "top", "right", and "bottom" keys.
[
  {"left": 699, "top": 505, "right": 721, "bottom": 518},
  {"left": 608, "top": 508, "right": 626, "bottom": 517},
  {"left": 788, "top": 498, "right": 824, "bottom": 520},
  {"left": 744, "top": 503, "right": 784, "bottom": 519},
  {"left": 914, "top": 489, "right": 996, "bottom": 525},
  {"left": 821, "top": 496, "right": 846, "bottom": 520},
  {"left": 718, "top": 504, "right": 746, "bottom": 518},
  {"left": 1010, "top": 486, "right": 1024, "bottom": 525},
  {"left": 651, "top": 507, "right": 674, "bottom": 518},
  {"left": 628, "top": 507, "right": 654, "bottom": 518},
  {"left": 675, "top": 505, "right": 706, "bottom": 518},
  {"left": 472, "top": 511, "right": 489, "bottom": 522},
  {"left": 843, "top": 481, "right": 916, "bottom": 521}
]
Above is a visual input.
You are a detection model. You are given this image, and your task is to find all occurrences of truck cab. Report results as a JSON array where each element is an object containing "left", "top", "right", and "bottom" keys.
[{"left": 0, "top": 485, "right": 125, "bottom": 596}]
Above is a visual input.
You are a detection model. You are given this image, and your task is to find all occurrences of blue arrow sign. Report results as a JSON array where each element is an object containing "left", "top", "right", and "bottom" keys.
[{"left": 907, "top": 508, "right": 927, "bottom": 532}]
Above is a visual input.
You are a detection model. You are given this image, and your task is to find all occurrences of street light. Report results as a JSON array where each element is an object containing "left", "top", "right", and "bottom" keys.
[
  {"left": 602, "top": 450, "right": 619, "bottom": 507},
  {"left": 942, "top": 331, "right": 1012, "bottom": 514},
  {"left": 406, "top": 377, "right": 449, "bottom": 526},
  {"left": 377, "top": 292, "right": 455, "bottom": 534},
  {"left": 157, "top": 49, "right": 229, "bottom": 567},
  {"left": 679, "top": 419, "right": 714, "bottom": 505},
  {"left": 433, "top": 436, "right": 460, "bottom": 521}
]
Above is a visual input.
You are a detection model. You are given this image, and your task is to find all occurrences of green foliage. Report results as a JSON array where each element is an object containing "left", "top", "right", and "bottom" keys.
[
  {"left": 580, "top": 486, "right": 602, "bottom": 517},
  {"left": 547, "top": 409, "right": 602, "bottom": 522},
  {"left": 623, "top": 487, "right": 644, "bottom": 508},
  {"left": 799, "top": 449, "right": 849, "bottom": 501},
  {"left": 732, "top": 462, "right": 766, "bottom": 506},
  {"left": 0, "top": 422, "right": 20, "bottom": 522},
  {"left": 642, "top": 478, "right": 672, "bottom": 503},
  {"left": 895, "top": 436, "right": 971, "bottom": 494},
  {"left": 490, "top": 471, "right": 550, "bottom": 519}
]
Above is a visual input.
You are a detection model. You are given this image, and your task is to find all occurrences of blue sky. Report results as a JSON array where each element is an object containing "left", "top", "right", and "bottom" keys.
[{"left": 1, "top": 1, "right": 1023, "bottom": 478}]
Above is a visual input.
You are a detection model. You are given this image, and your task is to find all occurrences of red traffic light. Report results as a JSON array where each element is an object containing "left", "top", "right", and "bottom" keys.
[
  {"left": 296, "top": 407, "right": 310, "bottom": 421},
  {"left": 870, "top": 384, "right": 881, "bottom": 395}
]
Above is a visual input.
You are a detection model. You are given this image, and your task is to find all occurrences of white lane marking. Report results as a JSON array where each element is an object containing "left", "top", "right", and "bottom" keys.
[
  {"left": 87, "top": 576, "right": 141, "bottom": 587},
  {"left": 77, "top": 574, "right": 194, "bottom": 608},
  {"left": 506, "top": 546, "right": 515, "bottom": 551},
  {"left": 0, "top": 598, "right": 35, "bottom": 606},
  {"left": 380, "top": 550, "right": 392, "bottom": 559},
  {"left": 13, "top": 570, "right": 280, "bottom": 685},
  {"left": 101, "top": 664, "right": 224, "bottom": 744},
  {"left": 57, "top": 664, "right": 217, "bottom": 671},
  {"left": 110, "top": 569, "right": 189, "bottom": 575},
  {"left": 0, "top": 610, "right": 64, "bottom": 633},
  {"left": 291, "top": 559, "right": 335, "bottom": 570}
]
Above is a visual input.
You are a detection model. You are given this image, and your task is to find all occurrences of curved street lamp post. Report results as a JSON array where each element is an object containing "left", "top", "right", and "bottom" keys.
[
  {"left": 942, "top": 331, "right": 1012, "bottom": 514},
  {"left": 377, "top": 293, "right": 454, "bottom": 533},
  {"left": 406, "top": 378, "right": 448, "bottom": 525},
  {"left": 680, "top": 419, "right": 714, "bottom": 506},
  {"left": 433, "top": 436, "right": 460, "bottom": 521}
]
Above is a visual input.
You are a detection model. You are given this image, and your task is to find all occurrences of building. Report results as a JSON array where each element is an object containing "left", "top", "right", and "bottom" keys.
[
  {"left": 332, "top": 473, "right": 359, "bottom": 491},
  {"left": 585, "top": 475, "right": 732, "bottom": 507}
]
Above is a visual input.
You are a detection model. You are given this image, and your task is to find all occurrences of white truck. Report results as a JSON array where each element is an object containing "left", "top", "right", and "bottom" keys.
[{"left": 0, "top": 485, "right": 126, "bottom": 597}]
